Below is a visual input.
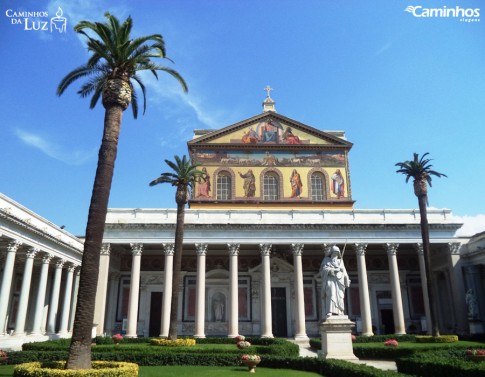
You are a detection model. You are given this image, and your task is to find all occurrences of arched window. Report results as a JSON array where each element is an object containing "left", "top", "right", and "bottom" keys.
[
  {"left": 216, "top": 172, "right": 232, "bottom": 200},
  {"left": 263, "top": 173, "right": 279, "bottom": 200},
  {"left": 311, "top": 172, "right": 325, "bottom": 200}
]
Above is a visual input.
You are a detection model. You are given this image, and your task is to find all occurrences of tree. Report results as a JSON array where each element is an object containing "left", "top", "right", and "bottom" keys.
[
  {"left": 395, "top": 152, "right": 447, "bottom": 337},
  {"left": 57, "top": 13, "right": 187, "bottom": 369},
  {"left": 149, "top": 155, "right": 206, "bottom": 340}
]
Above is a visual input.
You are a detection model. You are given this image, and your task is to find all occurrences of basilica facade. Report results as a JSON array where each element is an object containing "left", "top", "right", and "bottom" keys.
[{"left": 1, "top": 96, "right": 483, "bottom": 349}]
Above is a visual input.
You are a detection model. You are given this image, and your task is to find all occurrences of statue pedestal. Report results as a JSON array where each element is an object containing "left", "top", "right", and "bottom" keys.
[
  {"left": 319, "top": 315, "right": 358, "bottom": 360},
  {"left": 468, "top": 319, "right": 484, "bottom": 335}
]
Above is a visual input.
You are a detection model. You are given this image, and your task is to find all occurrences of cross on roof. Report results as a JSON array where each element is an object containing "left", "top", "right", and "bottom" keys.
[{"left": 263, "top": 85, "right": 273, "bottom": 98}]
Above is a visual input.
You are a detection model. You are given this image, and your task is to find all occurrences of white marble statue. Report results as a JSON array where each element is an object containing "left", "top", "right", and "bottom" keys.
[{"left": 320, "top": 245, "right": 350, "bottom": 319}]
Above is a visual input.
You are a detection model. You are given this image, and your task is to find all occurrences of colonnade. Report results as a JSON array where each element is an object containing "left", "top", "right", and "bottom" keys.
[
  {"left": 95, "top": 241, "right": 437, "bottom": 338},
  {"left": 0, "top": 239, "right": 80, "bottom": 338}
]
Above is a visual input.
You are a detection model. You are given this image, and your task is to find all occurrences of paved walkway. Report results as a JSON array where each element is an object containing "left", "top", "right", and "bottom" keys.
[{"left": 291, "top": 340, "right": 398, "bottom": 372}]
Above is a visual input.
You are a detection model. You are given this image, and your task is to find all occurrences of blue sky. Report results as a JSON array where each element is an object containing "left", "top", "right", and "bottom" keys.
[{"left": 1, "top": 0, "right": 484, "bottom": 236}]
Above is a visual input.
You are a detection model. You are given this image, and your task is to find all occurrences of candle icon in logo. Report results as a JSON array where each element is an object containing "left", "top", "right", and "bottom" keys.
[{"left": 50, "top": 7, "right": 67, "bottom": 33}]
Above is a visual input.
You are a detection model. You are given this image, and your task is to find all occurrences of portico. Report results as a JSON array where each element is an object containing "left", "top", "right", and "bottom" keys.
[
  {"left": 97, "top": 207, "right": 462, "bottom": 339},
  {"left": 0, "top": 193, "right": 83, "bottom": 350}
]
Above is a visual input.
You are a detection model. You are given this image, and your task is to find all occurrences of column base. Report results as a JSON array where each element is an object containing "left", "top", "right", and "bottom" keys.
[
  {"left": 319, "top": 315, "right": 358, "bottom": 360},
  {"left": 294, "top": 334, "right": 309, "bottom": 341},
  {"left": 261, "top": 334, "right": 274, "bottom": 338},
  {"left": 194, "top": 334, "right": 206, "bottom": 339}
]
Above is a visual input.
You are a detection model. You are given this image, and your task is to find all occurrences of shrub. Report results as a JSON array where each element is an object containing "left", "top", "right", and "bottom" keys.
[
  {"left": 415, "top": 335, "right": 459, "bottom": 343},
  {"left": 384, "top": 339, "right": 398, "bottom": 347},
  {"left": 13, "top": 361, "right": 138, "bottom": 377},
  {"left": 396, "top": 350, "right": 485, "bottom": 377}
]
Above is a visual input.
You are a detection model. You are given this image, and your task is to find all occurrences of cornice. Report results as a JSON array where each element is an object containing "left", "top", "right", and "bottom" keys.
[
  {"left": 0, "top": 210, "right": 83, "bottom": 255},
  {"left": 105, "top": 222, "right": 461, "bottom": 232}
]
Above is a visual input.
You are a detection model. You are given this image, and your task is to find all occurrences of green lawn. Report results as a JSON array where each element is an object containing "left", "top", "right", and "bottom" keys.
[{"left": 0, "top": 365, "right": 321, "bottom": 377}]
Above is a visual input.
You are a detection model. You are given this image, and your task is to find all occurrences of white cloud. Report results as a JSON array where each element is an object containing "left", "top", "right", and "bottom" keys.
[
  {"left": 454, "top": 214, "right": 485, "bottom": 237},
  {"left": 15, "top": 129, "right": 95, "bottom": 166}
]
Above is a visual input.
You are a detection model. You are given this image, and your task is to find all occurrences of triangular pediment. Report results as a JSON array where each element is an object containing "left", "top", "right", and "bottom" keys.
[{"left": 188, "top": 112, "right": 352, "bottom": 149}]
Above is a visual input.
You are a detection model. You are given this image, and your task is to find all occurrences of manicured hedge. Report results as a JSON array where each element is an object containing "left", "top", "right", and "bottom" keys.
[
  {"left": 415, "top": 335, "right": 458, "bottom": 343},
  {"left": 396, "top": 350, "right": 485, "bottom": 377},
  {"left": 13, "top": 361, "right": 138, "bottom": 377},
  {"left": 260, "top": 356, "right": 407, "bottom": 377}
]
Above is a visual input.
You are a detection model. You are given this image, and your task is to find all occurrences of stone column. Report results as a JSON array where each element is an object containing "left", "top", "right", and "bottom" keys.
[
  {"left": 57, "top": 264, "right": 75, "bottom": 336},
  {"left": 194, "top": 243, "right": 208, "bottom": 338},
  {"left": 415, "top": 243, "right": 432, "bottom": 334},
  {"left": 14, "top": 247, "right": 39, "bottom": 336},
  {"left": 260, "top": 243, "right": 273, "bottom": 338},
  {"left": 228, "top": 243, "right": 240, "bottom": 337},
  {"left": 69, "top": 268, "right": 80, "bottom": 333},
  {"left": 385, "top": 243, "right": 406, "bottom": 335},
  {"left": 160, "top": 243, "right": 174, "bottom": 337},
  {"left": 47, "top": 259, "right": 65, "bottom": 334},
  {"left": 126, "top": 243, "right": 143, "bottom": 338},
  {"left": 0, "top": 240, "right": 21, "bottom": 335},
  {"left": 354, "top": 243, "right": 373, "bottom": 336},
  {"left": 94, "top": 243, "right": 111, "bottom": 335},
  {"left": 291, "top": 243, "right": 308, "bottom": 340},
  {"left": 31, "top": 254, "right": 52, "bottom": 335},
  {"left": 446, "top": 242, "right": 467, "bottom": 334}
]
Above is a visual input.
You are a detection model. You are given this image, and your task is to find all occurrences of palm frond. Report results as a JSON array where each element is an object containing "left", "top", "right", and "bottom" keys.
[{"left": 59, "top": 12, "right": 187, "bottom": 117}]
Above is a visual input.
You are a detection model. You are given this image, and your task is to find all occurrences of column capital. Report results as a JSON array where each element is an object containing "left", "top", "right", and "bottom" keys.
[
  {"left": 65, "top": 263, "right": 77, "bottom": 273},
  {"left": 227, "top": 243, "right": 240, "bottom": 256},
  {"left": 26, "top": 247, "right": 40, "bottom": 259},
  {"left": 162, "top": 243, "right": 174, "bottom": 256},
  {"left": 130, "top": 243, "right": 143, "bottom": 256},
  {"left": 354, "top": 243, "right": 368, "bottom": 256},
  {"left": 385, "top": 243, "right": 399, "bottom": 256},
  {"left": 7, "top": 240, "right": 22, "bottom": 253},
  {"left": 259, "top": 243, "right": 272, "bottom": 256},
  {"left": 414, "top": 243, "right": 424, "bottom": 255},
  {"left": 291, "top": 243, "right": 304, "bottom": 256},
  {"left": 55, "top": 259, "right": 65, "bottom": 269},
  {"left": 195, "top": 243, "right": 208, "bottom": 256},
  {"left": 447, "top": 242, "right": 461, "bottom": 255},
  {"left": 100, "top": 243, "right": 111, "bottom": 256},
  {"left": 41, "top": 253, "right": 53, "bottom": 264}
]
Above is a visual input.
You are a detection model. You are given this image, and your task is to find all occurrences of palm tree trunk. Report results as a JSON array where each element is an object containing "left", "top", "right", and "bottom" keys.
[
  {"left": 67, "top": 106, "right": 123, "bottom": 369},
  {"left": 417, "top": 194, "right": 441, "bottom": 337},
  {"left": 168, "top": 201, "right": 186, "bottom": 340}
]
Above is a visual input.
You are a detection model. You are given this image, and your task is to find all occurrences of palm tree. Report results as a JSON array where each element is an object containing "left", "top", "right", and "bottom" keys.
[
  {"left": 57, "top": 13, "right": 187, "bottom": 369},
  {"left": 150, "top": 155, "right": 206, "bottom": 340},
  {"left": 395, "top": 152, "right": 447, "bottom": 337}
]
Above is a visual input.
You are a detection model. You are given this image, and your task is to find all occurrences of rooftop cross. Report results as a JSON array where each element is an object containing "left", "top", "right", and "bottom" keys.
[{"left": 263, "top": 85, "right": 273, "bottom": 98}]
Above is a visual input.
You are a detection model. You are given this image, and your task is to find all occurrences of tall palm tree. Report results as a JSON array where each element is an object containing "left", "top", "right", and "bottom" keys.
[
  {"left": 150, "top": 155, "right": 206, "bottom": 340},
  {"left": 57, "top": 13, "right": 187, "bottom": 369},
  {"left": 395, "top": 152, "right": 447, "bottom": 337}
]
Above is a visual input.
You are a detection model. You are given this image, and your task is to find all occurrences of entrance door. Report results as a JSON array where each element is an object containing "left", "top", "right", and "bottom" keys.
[
  {"left": 149, "top": 292, "right": 162, "bottom": 337},
  {"left": 380, "top": 309, "right": 395, "bottom": 334},
  {"left": 271, "top": 287, "right": 287, "bottom": 337}
]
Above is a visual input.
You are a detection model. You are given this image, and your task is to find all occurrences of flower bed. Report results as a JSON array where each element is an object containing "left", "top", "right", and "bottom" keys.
[
  {"left": 237, "top": 341, "right": 251, "bottom": 349},
  {"left": 13, "top": 361, "right": 138, "bottom": 377},
  {"left": 150, "top": 338, "right": 196, "bottom": 347}
]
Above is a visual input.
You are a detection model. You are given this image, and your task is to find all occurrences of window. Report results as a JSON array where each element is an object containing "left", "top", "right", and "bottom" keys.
[
  {"left": 216, "top": 172, "right": 231, "bottom": 200},
  {"left": 311, "top": 172, "right": 325, "bottom": 200},
  {"left": 263, "top": 173, "right": 279, "bottom": 200}
]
